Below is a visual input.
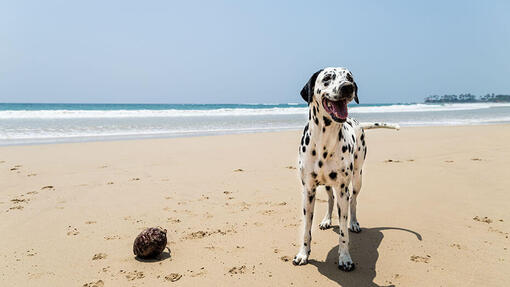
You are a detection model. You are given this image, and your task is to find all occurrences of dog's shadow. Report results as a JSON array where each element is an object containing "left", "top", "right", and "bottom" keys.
[{"left": 308, "top": 226, "right": 422, "bottom": 287}]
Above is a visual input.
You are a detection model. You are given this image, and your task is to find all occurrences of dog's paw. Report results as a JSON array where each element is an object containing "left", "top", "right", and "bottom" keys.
[
  {"left": 349, "top": 220, "right": 361, "bottom": 233},
  {"left": 292, "top": 252, "right": 309, "bottom": 266},
  {"left": 338, "top": 253, "right": 355, "bottom": 272},
  {"left": 319, "top": 218, "right": 332, "bottom": 230}
]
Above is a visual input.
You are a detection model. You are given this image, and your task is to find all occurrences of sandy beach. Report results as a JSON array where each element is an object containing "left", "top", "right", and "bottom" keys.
[{"left": 1, "top": 125, "right": 509, "bottom": 286}]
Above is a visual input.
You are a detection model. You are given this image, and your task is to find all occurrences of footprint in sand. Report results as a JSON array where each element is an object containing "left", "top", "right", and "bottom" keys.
[
  {"left": 165, "top": 273, "right": 182, "bottom": 282},
  {"left": 450, "top": 243, "right": 462, "bottom": 249},
  {"left": 85, "top": 221, "right": 97, "bottom": 225},
  {"left": 473, "top": 216, "right": 492, "bottom": 224},
  {"left": 104, "top": 235, "right": 121, "bottom": 240},
  {"left": 471, "top": 158, "right": 483, "bottom": 161},
  {"left": 27, "top": 173, "right": 37, "bottom": 177},
  {"left": 66, "top": 226, "right": 80, "bottom": 236},
  {"left": 384, "top": 159, "right": 401, "bottom": 163},
  {"left": 228, "top": 265, "right": 247, "bottom": 275},
  {"left": 107, "top": 182, "right": 114, "bottom": 185},
  {"left": 233, "top": 168, "right": 244, "bottom": 172},
  {"left": 92, "top": 253, "right": 107, "bottom": 260},
  {"left": 82, "top": 280, "right": 104, "bottom": 287},
  {"left": 131, "top": 177, "right": 140, "bottom": 181},
  {"left": 280, "top": 256, "right": 292, "bottom": 262},
  {"left": 41, "top": 185, "right": 55, "bottom": 190},
  {"left": 445, "top": 160, "right": 454, "bottom": 163},
  {"left": 10, "top": 165, "right": 22, "bottom": 171},
  {"left": 121, "top": 270, "right": 145, "bottom": 281},
  {"left": 285, "top": 166, "right": 297, "bottom": 170},
  {"left": 410, "top": 255, "right": 431, "bottom": 263}
]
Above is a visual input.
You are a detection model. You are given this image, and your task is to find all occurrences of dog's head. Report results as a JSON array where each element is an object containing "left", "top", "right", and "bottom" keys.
[{"left": 300, "top": 67, "right": 359, "bottom": 123}]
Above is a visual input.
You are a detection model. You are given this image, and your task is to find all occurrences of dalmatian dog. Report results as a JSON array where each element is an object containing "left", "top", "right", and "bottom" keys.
[{"left": 292, "top": 67, "right": 399, "bottom": 271}]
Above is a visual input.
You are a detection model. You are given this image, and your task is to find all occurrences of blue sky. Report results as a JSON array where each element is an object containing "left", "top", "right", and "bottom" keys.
[{"left": 1, "top": 0, "right": 509, "bottom": 104}]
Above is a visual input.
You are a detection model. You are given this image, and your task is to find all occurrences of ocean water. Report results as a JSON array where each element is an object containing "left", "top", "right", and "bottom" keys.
[{"left": 1, "top": 102, "right": 510, "bottom": 146}]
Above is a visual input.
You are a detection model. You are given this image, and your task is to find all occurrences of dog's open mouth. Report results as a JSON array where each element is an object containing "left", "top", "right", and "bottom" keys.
[{"left": 322, "top": 98, "right": 348, "bottom": 122}]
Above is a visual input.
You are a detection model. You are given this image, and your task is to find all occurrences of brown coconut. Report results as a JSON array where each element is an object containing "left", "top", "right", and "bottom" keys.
[{"left": 133, "top": 227, "right": 167, "bottom": 259}]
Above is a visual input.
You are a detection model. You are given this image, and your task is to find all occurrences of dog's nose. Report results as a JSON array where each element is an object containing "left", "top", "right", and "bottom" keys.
[{"left": 339, "top": 82, "right": 354, "bottom": 96}]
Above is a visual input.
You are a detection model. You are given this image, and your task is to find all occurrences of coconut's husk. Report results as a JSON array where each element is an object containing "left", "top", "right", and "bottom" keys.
[{"left": 133, "top": 227, "right": 167, "bottom": 259}]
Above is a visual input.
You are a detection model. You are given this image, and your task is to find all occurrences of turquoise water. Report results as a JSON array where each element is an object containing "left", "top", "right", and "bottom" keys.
[{"left": 1, "top": 102, "right": 510, "bottom": 145}]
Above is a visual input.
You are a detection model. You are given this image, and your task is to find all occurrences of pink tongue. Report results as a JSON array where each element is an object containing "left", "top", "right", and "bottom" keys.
[{"left": 332, "top": 100, "right": 348, "bottom": 119}]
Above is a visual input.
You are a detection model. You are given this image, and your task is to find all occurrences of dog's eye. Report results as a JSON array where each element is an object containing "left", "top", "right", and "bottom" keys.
[{"left": 323, "top": 74, "right": 332, "bottom": 82}]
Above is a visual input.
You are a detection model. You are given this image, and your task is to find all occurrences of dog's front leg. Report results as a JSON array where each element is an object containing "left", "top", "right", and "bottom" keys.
[
  {"left": 335, "top": 182, "right": 355, "bottom": 271},
  {"left": 293, "top": 182, "right": 316, "bottom": 265}
]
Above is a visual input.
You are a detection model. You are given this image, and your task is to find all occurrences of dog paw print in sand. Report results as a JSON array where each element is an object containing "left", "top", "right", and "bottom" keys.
[
  {"left": 10, "top": 165, "right": 22, "bottom": 172},
  {"left": 280, "top": 256, "right": 292, "bottom": 262},
  {"left": 66, "top": 226, "right": 80, "bottom": 236},
  {"left": 92, "top": 253, "right": 107, "bottom": 260},
  {"left": 26, "top": 249, "right": 37, "bottom": 257},
  {"left": 104, "top": 235, "right": 121, "bottom": 240},
  {"left": 233, "top": 168, "right": 244, "bottom": 172},
  {"left": 41, "top": 185, "right": 55, "bottom": 191},
  {"left": 473, "top": 216, "right": 493, "bottom": 224},
  {"left": 165, "top": 273, "right": 182, "bottom": 282},
  {"left": 83, "top": 280, "right": 104, "bottom": 287},
  {"left": 285, "top": 166, "right": 297, "bottom": 170},
  {"left": 471, "top": 158, "right": 483, "bottom": 161},
  {"left": 120, "top": 270, "right": 145, "bottom": 281},
  {"left": 410, "top": 255, "right": 431, "bottom": 263}
]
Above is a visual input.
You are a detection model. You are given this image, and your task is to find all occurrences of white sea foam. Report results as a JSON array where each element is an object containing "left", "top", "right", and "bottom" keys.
[{"left": 2, "top": 103, "right": 510, "bottom": 119}]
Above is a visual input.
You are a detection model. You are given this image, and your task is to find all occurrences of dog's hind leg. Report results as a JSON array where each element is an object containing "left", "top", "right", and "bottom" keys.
[
  {"left": 293, "top": 183, "right": 317, "bottom": 265},
  {"left": 319, "top": 186, "right": 334, "bottom": 230},
  {"left": 349, "top": 170, "right": 362, "bottom": 233}
]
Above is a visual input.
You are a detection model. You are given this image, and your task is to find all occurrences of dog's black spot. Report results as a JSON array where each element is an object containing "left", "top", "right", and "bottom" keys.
[
  {"left": 342, "top": 146, "right": 347, "bottom": 153},
  {"left": 342, "top": 240, "right": 346, "bottom": 244},
  {"left": 358, "top": 147, "right": 361, "bottom": 151},
  {"left": 341, "top": 183, "right": 345, "bottom": 188},
  {"left": 360, "top": 133, "right": 364, "bottom": 141},
  {"left": 338, "top": 129, "right": 343, "bottom": 141},
  {"left": 318, "top": 161, "right": 323, "bottom": 168},
  {"left": 340, "top": 191, "right": 344, "bottom": 197},
  {"left": 323, "top": 116, "right": 331, "bottom": 126},
  {"left": 323, "top": 152, "right": 328, "bottom": 159},
  {"left": 302, "top": 146, "right": 306, "bottom": 153},
  {"left": 303, "top": 208, "right": 306, "bottom": 215},
  {"left": 345, "top": 121, "right": 352, "bottom": 127},
  {"left": 305, "top": 135, "right": 310, "bottom": 145},
  {"left": 301, "top": 180, "right": 305, "bottom": 185},
  {"left": 309, "top": 194, "right": 314, "bottom": 203},
  {"left": 325, "top": 185, "right": 331, "bottom": 191},
  {"left": 313, "top": 106, "right": 317, "bottom": 116},
  {"left": 322, "top": 127, "right": 325, "bottom": 133},
  {"left": 354, "top": 154, "right": 358, "bottom": 159},
  {"left": 314, "top": 117, "right": 319, "bottom": 125},
  {"left": 311, "top": 172, "right": 317, "bottom": 178},
  {"left": 351, "top": 135, "right": 355, "bottom": 142},
  {"left": 345, "top": 172, "right": 348, "bottom": 176},
  {"left": 375, "top": 123, "right": 379, "bottom": 126},
  {"left": 340, "top": 231, "right": 344, "bottom": 237},
  {"left": 330, "top": 153, "right": 334, "bottom": 158},
  {"left": 329, "top": 172, "right": 337, "bottom": 180},
  {"left": 312, "top": 149, "right": 316, "bottom": 156},
  {"left": 304, "top": 242, "right": 307, "bottom": 247},
  {"left": 353, "top": 190, "right": 357, "bottom": 195}
]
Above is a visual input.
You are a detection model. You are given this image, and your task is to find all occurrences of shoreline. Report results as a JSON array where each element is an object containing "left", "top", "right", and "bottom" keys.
[{"left": 1, "top": 122, "right": 510, "bottom": 147}]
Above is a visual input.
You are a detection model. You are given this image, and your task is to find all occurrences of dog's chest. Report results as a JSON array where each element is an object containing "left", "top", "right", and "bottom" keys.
[{"left": 301, "top": 123, "right": 356, "bottom": 185}]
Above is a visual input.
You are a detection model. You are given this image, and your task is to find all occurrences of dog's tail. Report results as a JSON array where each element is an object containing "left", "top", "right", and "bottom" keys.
[{"left": 360, "top": 122, "right": 400, "bottom": 130}]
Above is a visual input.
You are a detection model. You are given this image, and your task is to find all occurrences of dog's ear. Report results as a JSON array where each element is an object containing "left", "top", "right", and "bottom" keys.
[
  {"left": 300, "top": 69, "right": 323, "bottom": 104},
  {"left": 353, "top": 81, "right": 359, "bottom": 104}
]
